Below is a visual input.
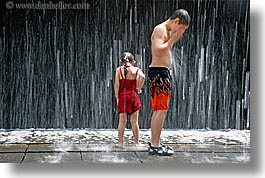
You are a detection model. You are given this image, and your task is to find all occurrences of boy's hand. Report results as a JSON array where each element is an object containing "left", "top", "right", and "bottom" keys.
[{"left": 171, "top": 28, "right": 185, "bottom": 43}]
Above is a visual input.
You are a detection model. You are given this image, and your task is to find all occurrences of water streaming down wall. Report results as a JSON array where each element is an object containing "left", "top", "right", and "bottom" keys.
[{"left": 0, "top": 0, "right": 250, "bottom": 129}]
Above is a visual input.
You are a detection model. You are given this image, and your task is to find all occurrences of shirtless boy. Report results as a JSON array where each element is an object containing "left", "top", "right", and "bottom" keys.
[{"left": 148, "top": 9, "right": 190, "bottom": 156}]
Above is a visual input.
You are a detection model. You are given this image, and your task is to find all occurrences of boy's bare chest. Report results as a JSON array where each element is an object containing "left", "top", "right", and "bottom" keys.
[{"left": 165, "top": 30, "right": 172, "bottom": 42}]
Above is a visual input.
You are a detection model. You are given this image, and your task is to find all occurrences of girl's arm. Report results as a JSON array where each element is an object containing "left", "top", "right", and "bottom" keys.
[
  {"left": 137, "top": 69, "right": 145, "bottom": 94},
  {"left": 114, "top": 67, "right": 120, "bottom": 100}
]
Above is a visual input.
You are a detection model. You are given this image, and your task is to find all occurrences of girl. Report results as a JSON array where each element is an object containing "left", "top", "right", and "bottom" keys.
[{"left": 114, "top": 52, "right": 145, "bottom": 147}]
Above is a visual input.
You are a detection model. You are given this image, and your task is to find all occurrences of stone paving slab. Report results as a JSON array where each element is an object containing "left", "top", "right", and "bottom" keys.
[
  {"left": 25, "top": 143, "right": 147, "bottom": 152},
  {"left": 136, "top": 152, "right": 250, "bottom": 164},
  {"left": 0, "top": 144, "right": 28, "bottom": 153},
  {"left": 27, "top": 144, "right": 58, "bottom": 152},
  {"left": 172, "top": 144, "right": 250, "bottom": 153},
  {"left": 81, "top": 152, "right": 140, "bottom": 163},
  {"left": 22, "top": 152, "right": 82, "bottom": 163},
  {"left": 184, "top": 152, "right": 250, "bottom": 163},
  {"left": 0, "top": 153, "right": 25, "bottom": 163},
  {"left": 77, "top": 144, "right": 147, "bottom": 152}
]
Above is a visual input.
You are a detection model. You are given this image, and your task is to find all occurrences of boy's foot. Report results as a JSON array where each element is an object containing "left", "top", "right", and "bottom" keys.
[{"left": 148, "top": 142, "right": 173, "bottom": 156}]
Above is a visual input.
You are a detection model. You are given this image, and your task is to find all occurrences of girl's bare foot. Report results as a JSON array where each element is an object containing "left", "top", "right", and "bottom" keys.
[
  {"left": 134, "top": 143, "right": 145, "bottom": 147},
  {"left": 116, "top": 143, "right": 124, "bottom": 147}
]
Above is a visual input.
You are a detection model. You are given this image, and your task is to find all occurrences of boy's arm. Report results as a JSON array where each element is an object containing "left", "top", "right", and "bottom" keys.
[
  {"left": 152, "top": 26, "right": 185, "bottom": 51},
  {"left": 151, "top": 26, "right": 171, "bottom": 52}
]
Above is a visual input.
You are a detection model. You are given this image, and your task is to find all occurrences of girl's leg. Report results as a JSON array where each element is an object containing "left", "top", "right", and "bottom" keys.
[
  {"left": 130, "top": 110, "right": 140, "bottom": 146},
  {"left": 118, "top": 113, "right": 127, "bottom": 147}
]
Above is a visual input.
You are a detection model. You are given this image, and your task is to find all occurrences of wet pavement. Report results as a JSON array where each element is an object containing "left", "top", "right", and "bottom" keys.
[{"left": 0, "top": 129, "right": 250, "bottom": 163}]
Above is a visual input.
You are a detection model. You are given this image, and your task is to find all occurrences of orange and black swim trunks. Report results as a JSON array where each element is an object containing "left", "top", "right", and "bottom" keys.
[{"left": 148, "top": 67, "right": 172, "bottom": 110}]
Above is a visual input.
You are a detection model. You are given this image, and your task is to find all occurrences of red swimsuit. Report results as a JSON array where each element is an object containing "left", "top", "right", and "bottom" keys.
[{"left": 118, "top": 66, "right": 142, "bottom": 115}]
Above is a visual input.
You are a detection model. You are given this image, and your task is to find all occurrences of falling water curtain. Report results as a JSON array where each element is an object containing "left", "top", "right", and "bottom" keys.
[{"left": 0, "top": 0, "right": 250, "bottom": 129}]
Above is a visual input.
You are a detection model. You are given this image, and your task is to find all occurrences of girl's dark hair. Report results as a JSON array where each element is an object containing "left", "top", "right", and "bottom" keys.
[
  {"left": 120, "top": 52, "right": 134, "bottom": 78},
  {"left": 170, "top": 9, "right": 190, "bottom": 25}
]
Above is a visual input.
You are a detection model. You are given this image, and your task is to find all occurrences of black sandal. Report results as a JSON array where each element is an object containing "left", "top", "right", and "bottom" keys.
[
  {"left": 160, "top": 143, "right": 173, "bottom": 151},
  {"left": 148, "top": 142, "right": 174, "bottom": 156}
]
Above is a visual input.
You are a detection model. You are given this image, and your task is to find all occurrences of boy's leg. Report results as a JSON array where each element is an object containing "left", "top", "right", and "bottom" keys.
[{"left": 150, "top": 110, "right": 168, "bottom": 147}]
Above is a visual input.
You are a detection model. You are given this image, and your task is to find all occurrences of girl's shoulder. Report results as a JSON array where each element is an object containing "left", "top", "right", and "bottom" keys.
[{"left": 116, "top": 66, "right": 123, "bottom": 71}]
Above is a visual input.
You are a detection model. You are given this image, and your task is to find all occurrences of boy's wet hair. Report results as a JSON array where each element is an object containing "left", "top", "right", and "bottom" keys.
[{"left": 170, "top": 9, "right": 190, "bottom": 26}]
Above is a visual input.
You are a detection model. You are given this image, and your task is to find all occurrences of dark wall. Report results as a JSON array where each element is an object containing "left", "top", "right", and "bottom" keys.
[{"left": 0, "top": 0, "right": 250, "bottom": 129}]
